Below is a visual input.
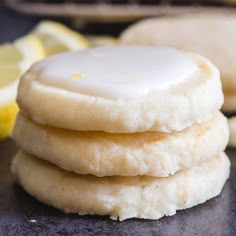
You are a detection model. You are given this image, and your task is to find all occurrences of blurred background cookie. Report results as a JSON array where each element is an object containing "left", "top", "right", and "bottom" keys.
[{"left": 120, "top": 14, "right": 236, "bottom": 113}]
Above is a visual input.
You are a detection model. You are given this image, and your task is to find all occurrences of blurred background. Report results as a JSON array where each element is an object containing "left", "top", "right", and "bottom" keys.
[{"left": 1, "top": 0, "right": 236, "bottom": 42}]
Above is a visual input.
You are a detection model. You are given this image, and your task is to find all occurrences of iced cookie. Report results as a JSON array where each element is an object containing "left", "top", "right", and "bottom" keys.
[{"left": 17, "top": 46, "right": 222, "bottom": 133}]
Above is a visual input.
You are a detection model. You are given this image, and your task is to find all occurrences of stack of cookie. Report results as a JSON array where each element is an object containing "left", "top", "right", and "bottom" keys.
[{"left": 11, "top": 46, "right": 230, "bottom": 221}]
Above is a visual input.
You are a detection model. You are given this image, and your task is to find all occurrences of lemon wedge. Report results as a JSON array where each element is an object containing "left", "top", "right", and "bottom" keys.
[
  {"left": 0, "top": 35, "right": 45, "bottom": 140},
  {"left": 0, "top": 44, "right": 22, "bottom": 65},
  {"left": 14, "top": 34, "right": 46, "bottom": 71},
  {"left": 33, "top": 20, "right": 90, "bottom": 55},
  {"left": 0, "top": 101, "right": 19, "bottom": 140}
]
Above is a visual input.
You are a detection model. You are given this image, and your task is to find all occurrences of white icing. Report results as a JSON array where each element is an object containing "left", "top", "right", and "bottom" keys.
[{"left": 33, "top": 46, "right": 197, "bottom": 99}]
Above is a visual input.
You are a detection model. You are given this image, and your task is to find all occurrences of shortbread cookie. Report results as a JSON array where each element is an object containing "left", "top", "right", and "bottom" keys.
[
  {"left": 11, "top": 151, "right": 230, "bottom": 221},
  {"left": 17, "top": 46, "right": 222, "bottom": 133},
  {"left": 13, "top": 112, "right": 229, "bottom": 177},
  {"left": 120, "top": 15, "right": 236, "bottom": 112}
]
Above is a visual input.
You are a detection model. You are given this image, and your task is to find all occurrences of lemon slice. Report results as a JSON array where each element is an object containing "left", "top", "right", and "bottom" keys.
[
  {"left": 0, "top": 35, "right": 45, "bottom": 105},
  {"left": 33, "top": 20, "right": 90, "bottom": 55},
  {"left": 86, "top": 35, "right": 117, "bottom": 47},
  {"left": 0, "top": 64, "right": 19, "bottom": 140},
  {"left": 0, "top": 101, "right": 19, "bottom": 140},
  {"left": 0, "top": 35, "right": 45, "bottom": 140},
  {"left": 0, "top": 44, "right": 22, "bottom": 65},
  {"left": 14, "top": 34, "right": 46, "bottom": 71}
]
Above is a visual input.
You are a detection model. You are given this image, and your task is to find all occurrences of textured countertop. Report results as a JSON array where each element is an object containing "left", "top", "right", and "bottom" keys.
[{"left": 0, "top": 139, "right": 236, "bottom": 236}]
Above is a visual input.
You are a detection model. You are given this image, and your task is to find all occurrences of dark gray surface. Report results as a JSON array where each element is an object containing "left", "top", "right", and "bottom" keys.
[{"left": 0, "top": 139, "right": 236, "bottom": 236}]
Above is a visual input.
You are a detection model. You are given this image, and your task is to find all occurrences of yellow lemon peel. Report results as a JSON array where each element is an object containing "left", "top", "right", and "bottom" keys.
[{"left": 0, "top": 101, "right": 19, "bottom": 140}]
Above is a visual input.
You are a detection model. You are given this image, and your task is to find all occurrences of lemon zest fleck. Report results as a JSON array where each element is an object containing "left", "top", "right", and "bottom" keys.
[{"left": 73, "top": 73, "right": 84, "bottom": 79}]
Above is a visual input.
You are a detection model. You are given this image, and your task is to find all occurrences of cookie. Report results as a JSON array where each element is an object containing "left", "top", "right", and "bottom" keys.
[
  {"left": 120, "top": 15, "right": 236, "bottom": 112},
  {"left": 17, "top": 46, "right": 222, "bottom": 133},
  {"left": 13, "top": 112, "right": 229, "bottom": 177},
  {"left": 11, "top": 151, "right": 230, "bottom": 221}
]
